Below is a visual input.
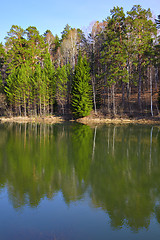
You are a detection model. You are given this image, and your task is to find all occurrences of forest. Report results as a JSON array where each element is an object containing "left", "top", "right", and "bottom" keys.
[{"left": 0, "top": 5, "right": 160, "bottom": 118}]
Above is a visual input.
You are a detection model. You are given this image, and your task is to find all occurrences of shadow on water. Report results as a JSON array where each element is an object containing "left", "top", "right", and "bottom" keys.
[{"left": 0, "top": 122, "right": 160, "bottom": 234}]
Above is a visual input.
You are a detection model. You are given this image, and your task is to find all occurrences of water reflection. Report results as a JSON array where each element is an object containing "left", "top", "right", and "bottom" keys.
[{"left": 0, "top": 123, "right": 160, "bottom": 231}]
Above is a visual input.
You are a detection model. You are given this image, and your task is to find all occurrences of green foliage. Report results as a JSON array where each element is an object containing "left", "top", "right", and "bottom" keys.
[
  {"left": 126, "top": 6, "right": 157, "bottom": 73},
  {"left": 25, "top": 26, "right": 47, "bottom": 66},
  {"left": 4, "top": 25, "right": 56, "bottom": 116},
  {"left": 101, "top": 7, "right": 129, "bottom": 86},
  {"left": 72, "top": 54, "right": 92, "bottom": 118},
  {"left": 56, "top": 65, "right": 68, "bottom": 113},
  {"left": 61, "top": 24, "right": 72, "bottom": 40},
  {"left": 43, "top": 53, "right": 56, "bottom": 112},
  {"left": 5, "top": 68, "right": 17, "bottom": 108},
  {"left": 1, "top": 6, "right": 160, "bottom": 117},
  {"left": 5, "top": 25, "right": 27, "bottom": 71}
]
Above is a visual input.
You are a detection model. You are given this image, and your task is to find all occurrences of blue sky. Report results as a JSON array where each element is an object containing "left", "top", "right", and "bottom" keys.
[{"left": 0, "top": 0, "right": 159, "bottom": 44}]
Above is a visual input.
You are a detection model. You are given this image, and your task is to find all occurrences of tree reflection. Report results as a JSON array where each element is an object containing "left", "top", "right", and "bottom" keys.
[{"left": 0, "top": 123, "right": 160, "bottom": 231}]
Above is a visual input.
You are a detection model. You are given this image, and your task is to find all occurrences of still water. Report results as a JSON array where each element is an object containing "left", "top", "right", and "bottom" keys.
[{"left": 0, "top": 122, "right": 160, "bottom": 240}]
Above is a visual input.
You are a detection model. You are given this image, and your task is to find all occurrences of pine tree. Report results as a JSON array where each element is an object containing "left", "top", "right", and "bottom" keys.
[
  {"left": 101, "top": 7, "right": 129, "bottom": 115},
  {"left": 71, "top": 54, "right": 92, "bottom": 118},
  {"left": 56, "top": 65, "right": 68, "bottom": 114},
  {"left": 25, "top": 26, "right": 47, "bottom": 67},
  {"left": 17, "top": 63, "right": 31, "bottom": 116},
  {"left": 127, "top": 5, "right": 157, "bottom": 108},
  {"left": 5, "top": 68, "right": 20, "bottom": 115},
  {"left": 34, "top": 63, "right": 43, "bottom": 115},
  {"left": 5, "top": 25, "right": 27, "bottom": 71},
  {"left": 43, "top": 53, "right": 56, "bottom": 114}
]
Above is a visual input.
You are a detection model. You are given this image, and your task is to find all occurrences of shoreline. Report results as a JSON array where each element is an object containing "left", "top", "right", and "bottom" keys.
[
  {"left": 0, "top": 116, "right": 64, "bottom": 124},
  {"left": 0, "top": 115, "right": 160, "bottom": 125},
  {"left": 77, "top": 117, "right": 160, "bottom": 126}
]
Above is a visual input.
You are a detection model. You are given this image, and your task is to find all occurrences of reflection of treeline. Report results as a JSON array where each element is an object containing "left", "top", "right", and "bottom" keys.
[
  {"left": 90, "top": 125, "right": 160, "bottom": 231},
  {"left": 0, "top": 123, "right": 93, "bottom": 208},
  {"left": 0, "top": 123, "right": 160, "bottom": 231}
]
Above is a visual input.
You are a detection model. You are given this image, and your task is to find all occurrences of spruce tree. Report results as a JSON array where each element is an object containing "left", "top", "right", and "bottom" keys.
[
  {"left": 56, "top": 65, "right": 68, "bottom": 114},
  {"left": 71, "top": 54, "right": 92, "bottom": 118},
  {"left": 43, "top": 53, "right": 56, "bottom": 114}
]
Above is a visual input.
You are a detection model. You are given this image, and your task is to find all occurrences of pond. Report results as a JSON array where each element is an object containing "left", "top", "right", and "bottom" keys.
[{"left": 0, "top": 122, "right": 160, "bottom": 240}]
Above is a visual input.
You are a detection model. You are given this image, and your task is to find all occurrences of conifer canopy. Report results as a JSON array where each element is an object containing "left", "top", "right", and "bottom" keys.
[{"left": 71, "top": 54, "right": 92, "bottom": 118}]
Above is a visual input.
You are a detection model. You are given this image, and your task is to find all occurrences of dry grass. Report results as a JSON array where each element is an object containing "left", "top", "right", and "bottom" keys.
[
  {"left": 1, "top": 113, "right": 160, "bottom": 126},
  {"left": 77, "top": 114, "right": 160, "bottom": 126},
  {"left": 0, "top": 115, "right": 64, "bottom": 124}
]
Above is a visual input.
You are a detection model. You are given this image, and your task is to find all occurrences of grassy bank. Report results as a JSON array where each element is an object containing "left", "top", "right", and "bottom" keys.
[
  {"left": 1, "top": 114, "right": 160, "bottom": 126},
  {"left": 0, "top": 116, "right": 64, "bottom": 124}
]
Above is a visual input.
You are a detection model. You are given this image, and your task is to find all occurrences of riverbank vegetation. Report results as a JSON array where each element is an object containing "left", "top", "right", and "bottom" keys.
[{"left": 0, "top": 5, "right": 160, "bottom": 119}]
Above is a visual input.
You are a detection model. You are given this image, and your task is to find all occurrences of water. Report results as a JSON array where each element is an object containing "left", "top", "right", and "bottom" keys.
[{"left": 0, "top": 122, "right": 160, "bottom": 240}]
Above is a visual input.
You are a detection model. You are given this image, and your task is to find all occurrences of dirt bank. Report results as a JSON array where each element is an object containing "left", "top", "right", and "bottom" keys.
[
  {"left": 1, "top": 114, "right": 160, "bottom": 126},
  {"left": 77, "top": 116, "right": 160, "bottom": 125},
  {"left": 0, "top": 116, "right": 64, "bottom": 124}
]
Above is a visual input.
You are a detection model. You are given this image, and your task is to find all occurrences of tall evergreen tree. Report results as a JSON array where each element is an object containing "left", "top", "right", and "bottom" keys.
[
  {"left": 43, "top": 53, "right": 56, "bottom": 114},
  {"left": 127, "top": 5, "right": 157, "bottom": 108},
  {"left": 25, "top": 26, "right": 47, "bottom": 67},
  {"left": 101, "top": 7, "right": 128, "bottom": 115},
  {"left": 71, "top": 54, "right": 92, "bottom": 118},
  {"left": 5, "top": 25, "right": 27, "bottom": 71},
  {"left": 56, "top": 65, "right": 68, "bottom": 114},
  {"left": 5, "top": 67, "right": 20, "bottom": 115}
]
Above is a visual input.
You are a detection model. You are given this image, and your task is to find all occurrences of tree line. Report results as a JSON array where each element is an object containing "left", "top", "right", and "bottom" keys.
[{"left": 0, "top": 5, "right": 160, "bottom": 118}]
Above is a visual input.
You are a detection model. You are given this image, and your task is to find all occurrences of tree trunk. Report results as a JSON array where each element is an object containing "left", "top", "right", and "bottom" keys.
[
  {"left": 28, "top": 91, "right": 31, "bottom": 116},
  {"left": 127, "top": 64, "right": 131, "bottom": 114},
  {"left": 150, "top": 66, "right": 153, "bottom": 116},
  {"left": 138, "top": 56, "right": 142, "bottom": 109},
  {"left": 122, "top": 81, "right": 125, "bottom": 110},
  {"left": 19, "top": 104, "right": 21, "bottom": 116},
  {"left": 112, "top": 84, "right": 116, "bottom": 116},
  {"left": 62, "top": 104, "right": 64, "bottom": 115},
  {"left": 92, "top": 76, "right": 97, "bottom": 115},
  {"left": 51, "top": 100, "right": 53, "bottom": 115},
  {"left": 34, "top": 99, "right": 37, "bottom": 116},
  {"left": 155, "top": 67, "right": 158, "bottom": 91},
  {"left": 43, "top": 96, "right": 46, "bottom": 116},
  {"left": 107, "top": 86, "right": 110, "bottom": 114},
  {"left": 24, "top": 94, "right": 26, "bottom": 117},
  {"left": 40, "top": 96, "right": 42, "bottom": 116},
  {"left": 92, "top": 41, "right": 97, "bottom": 115},
  {"left": 103, "top": 66, "right": 107, "bottom": 110}
]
